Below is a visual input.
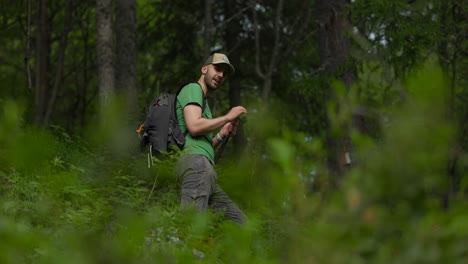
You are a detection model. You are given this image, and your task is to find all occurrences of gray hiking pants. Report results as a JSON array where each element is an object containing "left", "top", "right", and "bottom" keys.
[{"left": 175, "top": 154, "right": 246, "bottom": 224}]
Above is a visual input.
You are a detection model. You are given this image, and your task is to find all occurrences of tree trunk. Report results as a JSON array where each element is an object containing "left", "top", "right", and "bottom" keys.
[
  {"left": 115, "top": 0, "right": 138, "bottom": 122},
  {"left": 225, "top": 0, "right": 244, "bottom": 153},
  {"left": 44, "top": 0, "right": 74, "bottom": 126},
  {"left": 315, "top": 0, "right": 356, "bottom": 182},
  {"left": 203, "top": 0, "right": 214, "bottom": 57},
  {"left": 25, "top": 0, "right": 33, "bottom": 93},
  {"left": 34, "top": 0, "right": 49, "bottom": 126},
  {"left": 96, "top": 0, "right": 115, "bottom": 112},
  {"left": 437, "top": 0, "right": 467, "bottom": 207}
]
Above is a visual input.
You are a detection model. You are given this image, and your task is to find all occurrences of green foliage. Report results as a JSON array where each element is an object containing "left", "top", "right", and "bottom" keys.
[
  {"left": 1, "top": 62, "right": 468, "bottom": 263},
  {"left": 349, "top": 0, "right": 441, "bottom": 77},
  {"left": 1, "top": 0, "right": 468, "bottom": 261}
]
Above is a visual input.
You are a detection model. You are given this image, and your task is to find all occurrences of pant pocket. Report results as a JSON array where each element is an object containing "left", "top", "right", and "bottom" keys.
[{"left": 181, "top": 188, "right": 209, "bottom": 211}]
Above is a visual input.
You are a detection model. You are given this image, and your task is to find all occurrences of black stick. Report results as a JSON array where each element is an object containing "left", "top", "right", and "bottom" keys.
[{"left": 215, "top": 133, "right": 231, "bottom": 163}]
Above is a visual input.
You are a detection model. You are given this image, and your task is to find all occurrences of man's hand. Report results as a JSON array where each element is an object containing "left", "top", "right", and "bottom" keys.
[
  {"left": 225, "top": 106, "right": 247, "bottom": 122},
  {"left": 219, "top": 119, "right": 240, "bottom": 138}
]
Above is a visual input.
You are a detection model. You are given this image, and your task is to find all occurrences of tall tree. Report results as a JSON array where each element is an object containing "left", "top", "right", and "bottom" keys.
[
  {"left": 34, "top": 0, "right": 49, "bottom": 126},
  {"left": 203, "top": 0, "right": 214, "bottom": 57},
  {"left": 115, "top": 0, "right": 138, "bottom": 121},
  {"left": 225, "top": 0, "right": 246, "bottom": 152},
  {"left": 44, "top": 0, "right": 74, "bottom": 126},
  {"left": 251, "top": 0, "right": 283, "bottom": 101},
  {"left": 249, "top": 0, "right": 313, "bottom": 101},
  {"left": 96, "top": 0, "right": 115, "bottom": 112},
  {"left": 436, "top": 0, "right": 468, "bottom": 204},
  {"left": 348, "top": 0, "right": 467, "bottom": 198},
  {"left": 315, "top": 0, "right": 356, "bottom": 180}
]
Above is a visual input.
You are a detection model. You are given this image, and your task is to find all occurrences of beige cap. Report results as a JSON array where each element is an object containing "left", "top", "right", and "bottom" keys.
[{"left": 204, "top": 53, "right": 235, "bottom": 75}]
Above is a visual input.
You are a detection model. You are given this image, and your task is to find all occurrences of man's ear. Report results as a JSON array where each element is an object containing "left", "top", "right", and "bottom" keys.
[{"left": 201, "top": 65, "right": 208, "bottom": 74}]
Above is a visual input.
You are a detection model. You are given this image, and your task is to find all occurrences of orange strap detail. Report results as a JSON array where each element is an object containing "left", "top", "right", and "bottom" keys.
[{"left": 136, "top": 124, "right": 144, "bottom": 134}]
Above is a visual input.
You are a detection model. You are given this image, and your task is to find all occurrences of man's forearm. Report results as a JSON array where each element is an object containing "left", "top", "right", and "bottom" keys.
[{"left": 186, "top": 115, "right": 228, "bottom": 137}]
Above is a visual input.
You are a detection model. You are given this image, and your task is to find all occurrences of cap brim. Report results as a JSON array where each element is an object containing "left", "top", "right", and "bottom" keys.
[{"left": 213, "top": 62, "right": 235, "bottom": 75}]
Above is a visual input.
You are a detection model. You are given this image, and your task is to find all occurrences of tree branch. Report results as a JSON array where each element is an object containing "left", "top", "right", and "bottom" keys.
[
  {"left": 268, "top": 0, "right": 283, "bottom": 74},
  {"left": 281, "top": 0, "right": 313, "bottom": 67},
  {"left": 251, "top": 1, "right": 265, "bottom": 79}
]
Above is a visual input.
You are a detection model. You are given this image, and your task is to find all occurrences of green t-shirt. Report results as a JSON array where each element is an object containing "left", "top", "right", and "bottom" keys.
[{"left": 176, "top": 83, "right": 214, "bottom": 164}]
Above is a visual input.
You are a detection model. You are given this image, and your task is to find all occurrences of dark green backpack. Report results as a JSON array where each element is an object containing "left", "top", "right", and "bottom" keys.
[{"left": 136, "top": 83, "right": 206, "bottom": 158}]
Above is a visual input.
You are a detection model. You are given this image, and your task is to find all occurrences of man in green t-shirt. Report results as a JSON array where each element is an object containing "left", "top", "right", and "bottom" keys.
[{"left": 175, "top": 53, "right": 247, "bottom": 223}]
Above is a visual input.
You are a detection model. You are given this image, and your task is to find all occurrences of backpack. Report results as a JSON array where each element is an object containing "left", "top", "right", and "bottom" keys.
[{"left": 136, "top": 82, "right": 206, "bottom": 160}]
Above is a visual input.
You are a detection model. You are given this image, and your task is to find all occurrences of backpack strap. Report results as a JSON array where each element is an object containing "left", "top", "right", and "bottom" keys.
[
  {"left": 175, "top": 82, "right": 207, "bottom": 119},
  {"left": 175, "top": 82, "right": 206, "bottom": 112},
  {"left": 176, "top": 82, "right": 210, "bottom": 143}
]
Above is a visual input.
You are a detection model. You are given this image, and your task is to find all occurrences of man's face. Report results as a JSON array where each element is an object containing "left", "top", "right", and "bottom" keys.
[{"left": 203, "top": 64, "right": 230, "bottom": 90}]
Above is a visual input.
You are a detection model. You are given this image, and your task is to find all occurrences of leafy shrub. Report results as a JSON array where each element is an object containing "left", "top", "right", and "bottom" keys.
[{"left": 1, "top": 64, "right": 467, "bottom": 263}]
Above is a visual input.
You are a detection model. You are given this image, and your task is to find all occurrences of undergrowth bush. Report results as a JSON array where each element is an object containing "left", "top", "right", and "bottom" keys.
[{"left": 1, "top": 64, "right": 467, "bottom": 263}]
